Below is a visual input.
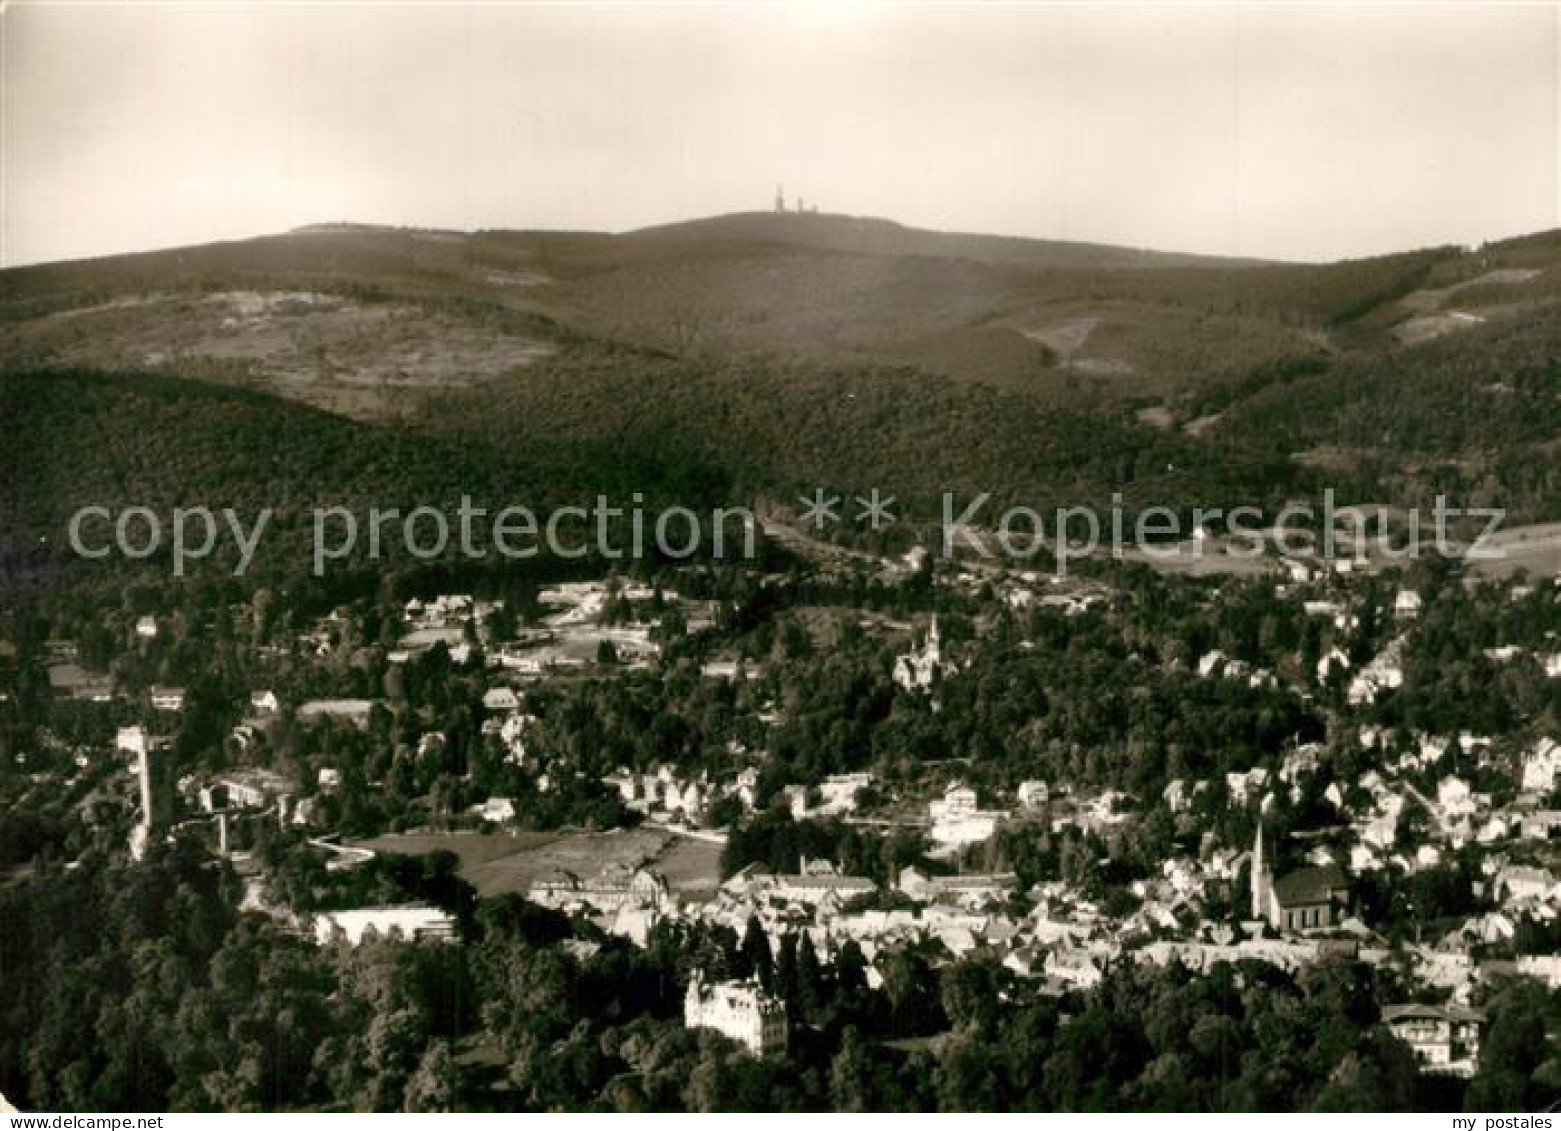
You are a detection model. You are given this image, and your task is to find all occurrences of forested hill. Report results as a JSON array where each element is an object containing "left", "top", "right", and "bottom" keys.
[
  {"left": 3, "top": 214, "right": 1561, "bottom": 575},
  {"left": 0, "top": 361, "right": 1292, "bottom": 585},
  {"left": 0, "top": 369, "right": 736, "bottom": 584},
  {"left": 6, "top": 213, "right": 1553, "bottom": 402},
  {"left": 1198, "top": 311, "right": 1561, "bottom": 517},
  {"left": 623, "top": 211, "right": 1260, "bottom": 270}
]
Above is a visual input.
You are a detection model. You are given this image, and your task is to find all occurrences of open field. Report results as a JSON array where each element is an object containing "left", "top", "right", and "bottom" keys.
[
  {"left": 1, "top": 289, "right": 553, "bottom": 420},
  {"left": 1464, "top": 521, "right": 1561, "bottom": 581},
  {"left": 352, "top": 825, "right": 724, "bottom": 899},
  {"left": 352, "top": 829, "right": 562, "bottom": 873},
  {"left": 652, "top": 833, "right": 726, "bottom": 899},
  {"left": 1119, "top": 539, "right": 1279, "bottom": 578}
]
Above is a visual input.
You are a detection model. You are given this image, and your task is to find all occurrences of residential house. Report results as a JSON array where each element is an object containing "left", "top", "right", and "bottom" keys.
[
  {"left": 930, "top": 782, "right": 979, "bottom": 821},
  {"left": 1521, "top": 811, "right": 1561, "bottom": 840},
  {"left": 297, "top": 699, "right": 377, "bottom": 729},
  {"left": 149, "top": 686, "right": 185, "bottom": 712},
  {"left": 1521, "top": 738, "right": 1560, "bottom": 795},
  {"left": 735, "top": 767, "right": 761, "bottom": 811},
  {"left": 1226, "top": 767, "right": 1270, "bottom": 805},
  {"left": 471, "top": 797, "right": 516, "bottom": 824},
  {"left": 202, "top": 768, "right": 291, "bottom": 811},
  {"left": 1382, "top": 1004, "right": 1483, "bottom": 1077},
  {"left": 482, "top": 686, "right": 521, "bottom": 714},
  {"left": 1017, "top": 780, "right": 1050, "bottom": 809},
  {"left": 1046, "top": 947, "right": 1106, "bottom": 990},
  {"left": 1348, "top": 638, "right": 1406, "bottom": 706},
  {"left": 1280, "top": 744, "right": 1324, "bottom": 784},
  {"left": 1496, "top": 865, "right": 1558, "bottom": 904},
  {"left": 818, "top": 772, "right": 873, "bottom": 814},
  {"left": 116, "top": 725, "right": 167, "bottom": 758},
  {"left": 1317, "top": 646, "right": 1351, "bottom": 682}
]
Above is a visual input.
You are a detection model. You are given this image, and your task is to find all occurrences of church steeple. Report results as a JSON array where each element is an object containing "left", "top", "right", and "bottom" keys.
[{"left": 1251, "top": 823, "right": 1272, "bottom": 922}]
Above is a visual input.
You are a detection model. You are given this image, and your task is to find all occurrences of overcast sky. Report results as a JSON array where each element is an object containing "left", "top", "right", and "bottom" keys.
[{"left": 3, "top": 3, "right": 1559, "bottom": 266}]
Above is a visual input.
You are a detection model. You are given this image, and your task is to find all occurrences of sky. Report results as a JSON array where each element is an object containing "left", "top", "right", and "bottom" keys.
[{"left": 3, "top": 2, "right": 1559, "bottom": 267}]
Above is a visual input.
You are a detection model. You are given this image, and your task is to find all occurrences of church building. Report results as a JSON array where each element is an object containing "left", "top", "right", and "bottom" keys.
[{"left": 1251, "top": 825, "right": 1350, "bottom": 932}]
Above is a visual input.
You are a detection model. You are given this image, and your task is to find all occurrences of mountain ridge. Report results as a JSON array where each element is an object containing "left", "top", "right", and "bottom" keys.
[{"left": 3, "top": 210, "right": 1560, "bottom": 532}]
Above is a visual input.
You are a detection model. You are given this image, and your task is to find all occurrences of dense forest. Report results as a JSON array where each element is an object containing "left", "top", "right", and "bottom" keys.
[{"left": 6, "top": 301, "right": 1561, "bottom": 599}]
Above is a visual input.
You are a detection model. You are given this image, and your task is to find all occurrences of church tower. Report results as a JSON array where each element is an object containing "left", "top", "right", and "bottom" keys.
[
  {"left": 1250, "top": 823, "right": 1273, "bottom": 922},
  {"left": 774, "top": 184, "right": 785, "bottom": 213}
]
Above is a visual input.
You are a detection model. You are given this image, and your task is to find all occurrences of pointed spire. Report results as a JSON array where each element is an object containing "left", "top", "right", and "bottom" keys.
[{"left": 1250, "top": 822, "right": 1271, "bottom": 923}]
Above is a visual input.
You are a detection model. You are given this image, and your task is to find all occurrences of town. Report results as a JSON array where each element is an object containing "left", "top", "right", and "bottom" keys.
[
  {"left": 7, "top": 0, "right": 1561, "bottom": 1115},
  {"left": 4, "top": 520, "right": 1560, "bottom": 1111}
]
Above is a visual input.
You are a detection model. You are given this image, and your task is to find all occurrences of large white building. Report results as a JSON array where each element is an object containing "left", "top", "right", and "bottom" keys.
[
  {"left": 529, "top": 864, "right": 672, "bottom": 914},
  {"left": 929, "top": 781, "right": 1007, "bottom": 848},
  {"left": 897, "top": 866, "right": 1017, "bottom": 905},
  {"left": 313, "top": 906, "right": 458, "bottom": 946},
  {"left": 1382, "top": 1004, "right": 1483, "bottom": 1077},
  {"left": 684, "top": 976, "right": 787, "bottom": 1056}
]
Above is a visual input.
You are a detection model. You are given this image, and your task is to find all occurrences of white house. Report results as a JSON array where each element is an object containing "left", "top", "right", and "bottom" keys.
[
  {"left": 930, "top": 782, "right": 979, "bottom": 822},
  {"left": 1497, "top": 865, "right": 1559, "bottom": 904},
  {"left": 1437, "top": 776, "right": 1476, "bottom": 820},
  {"left": 1382, "top": 1004, "right": 1483, "bottom": 1077},
  {"left": 1017, "top": 780, "right": 1050, "bottom": 809},
  {"left": 471, "top": 797, "right": 517, "bottom": 824},
  {"left": 818, "top": 772, "right": 874, "bottom": 814},
  {"left": 149, "top": 686, "right": 186, "bottom": 712},
  {"left": 116, "top": 725, "right": 152, "bottom": 756},
  {"left": 1522, "top": 738, "right": 1561, "bottom": 795},
  {"left": 1317, "top": 646, "right": 1351, "bottom": 682},
  {"left": 482, "top": 686, "right": 521, "bottom": 713},
  {"left": 1348, "top": 638, "right": 1406, "bottom": 706}
]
